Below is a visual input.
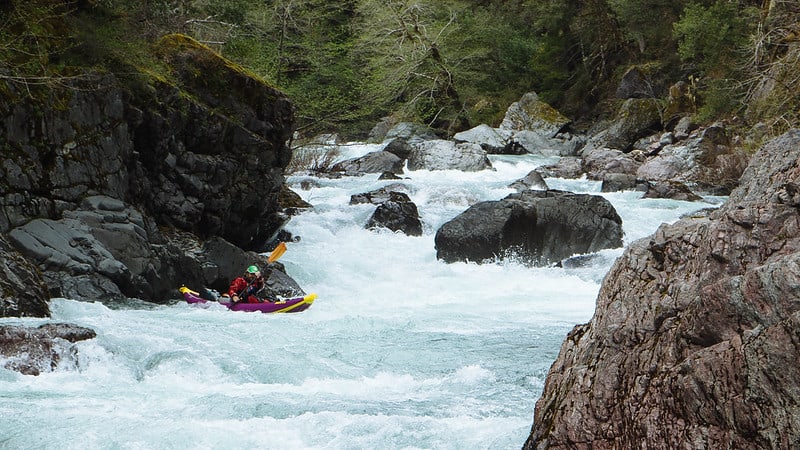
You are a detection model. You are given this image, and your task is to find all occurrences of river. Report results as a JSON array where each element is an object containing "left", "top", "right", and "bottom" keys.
[{"left": 0, "top": 144, "right": 723, "bottom": 449}]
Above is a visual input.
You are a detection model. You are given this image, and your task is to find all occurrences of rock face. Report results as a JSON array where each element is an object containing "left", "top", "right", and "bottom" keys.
[
  {"left": 0, "top": 234, "right": 50, "bottom": 317},
  {"left": 435, "top": 190, "right": 623, "bottom": 266},
  {"left": 525, "top": 129, "right": 800, "bottom": 449},
  {"left": 0, "top": 34, "right": 295, "bottom": 315},
  {"left": 132, "top": 34, "right": 294, "bottom": 250}
]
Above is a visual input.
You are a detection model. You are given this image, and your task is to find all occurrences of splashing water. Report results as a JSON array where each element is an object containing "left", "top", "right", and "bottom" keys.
[{"left": 0, "top": 145, "right": 724, "bottom": 449}]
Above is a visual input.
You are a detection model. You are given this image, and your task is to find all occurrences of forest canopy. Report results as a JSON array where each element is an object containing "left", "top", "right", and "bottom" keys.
[{"left": 1, "top": 0, "right": 798, "bottom": 138}]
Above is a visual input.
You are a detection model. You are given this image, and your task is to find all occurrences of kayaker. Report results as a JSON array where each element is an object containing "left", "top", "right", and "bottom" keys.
[{"left": 228, "top": 265, "right": 265, "bottom": 303}]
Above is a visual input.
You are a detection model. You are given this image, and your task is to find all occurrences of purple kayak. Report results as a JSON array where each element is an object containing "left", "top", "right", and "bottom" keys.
[{"left": 180, "top": 286, "right": 316, "bottom": 313}]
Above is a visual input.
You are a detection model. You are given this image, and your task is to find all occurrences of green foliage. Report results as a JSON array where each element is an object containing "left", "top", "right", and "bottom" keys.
[
  {"left": 673, "top": 1, "right": 756, "bottom": 73},
  {"left": 2, "top": 0, "right": 796, "bottom": 137},
  {"left": 694, "top": 78, "right": 740, "bottom": 123},
  {"left": 0, "top": 1, "right": 76, "bottom": 79},
  {"left": 608, "top": 0, "right": 684, "bottom": 56}
]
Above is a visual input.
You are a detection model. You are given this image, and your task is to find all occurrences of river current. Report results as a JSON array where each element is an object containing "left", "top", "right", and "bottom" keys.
[{"left": 0, "top": 144, "right": 723, "bottom": 449}]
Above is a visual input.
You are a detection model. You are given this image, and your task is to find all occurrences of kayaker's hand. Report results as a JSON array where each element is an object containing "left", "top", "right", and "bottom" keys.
[{"left": 232, "top": 295, "right": 240, "bottom": 302}]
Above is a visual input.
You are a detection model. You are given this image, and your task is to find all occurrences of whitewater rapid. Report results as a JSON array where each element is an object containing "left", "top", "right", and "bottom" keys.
[{"left": 0, "top": 145, "right": 723, "bottom": 449}]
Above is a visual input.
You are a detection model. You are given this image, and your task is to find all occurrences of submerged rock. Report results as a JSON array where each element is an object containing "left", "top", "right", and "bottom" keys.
[{"left": 1, "top": 323, "right": 96, "bottom": 375}]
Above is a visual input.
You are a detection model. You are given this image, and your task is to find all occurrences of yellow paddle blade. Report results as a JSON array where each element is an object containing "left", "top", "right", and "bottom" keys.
[{"left": 267, "top": 241, "right": 287, "bottom": 263}]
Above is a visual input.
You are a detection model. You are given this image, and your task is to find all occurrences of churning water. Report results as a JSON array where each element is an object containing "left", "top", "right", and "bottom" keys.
[{"left": 0, "top": 145, "right": 724, "bottom": 449}]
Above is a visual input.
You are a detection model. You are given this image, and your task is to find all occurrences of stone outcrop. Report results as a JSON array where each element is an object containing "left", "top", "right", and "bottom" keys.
[
  {"left": 435, "top": 190, "right": 623, "bottom": 266},
  {"left": 0, "top": 34, "right": 296, "bottom": 315},
  {"left": 0, "top": 234, "right": 50, "bottom": 317},
  {"left": 525, "top": 129, "right": 800, "bottom": 449}
]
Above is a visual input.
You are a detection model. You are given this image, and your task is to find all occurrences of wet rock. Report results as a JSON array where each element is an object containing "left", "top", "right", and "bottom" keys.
[
  {"left": 351, "top": 187, "right": 422, "bottom": 236},
  {"left": 365, "top": 192, "right": 423, "bottom": 236},
  {"left": 435, "top": 190, "right": 623, "bottom": 266},
  {"left": 453, "top": 124, "right": 515, "bottom": 154},
  {"left": 509, "top": 171, "right": 549, "bottom": 192},
  {"left": 330, "top": 151, "right": 404, "bottom": 175},
  {"left": 407, "top": 140, "right": 492, "bottom": 172},
  {"left": 1, "top": 323, "right": 96, "bottom": 375}
]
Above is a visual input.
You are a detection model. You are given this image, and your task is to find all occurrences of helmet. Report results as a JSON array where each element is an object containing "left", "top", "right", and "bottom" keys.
[{"left": 246, "top": 265, "right": 259, "bottom": 274}]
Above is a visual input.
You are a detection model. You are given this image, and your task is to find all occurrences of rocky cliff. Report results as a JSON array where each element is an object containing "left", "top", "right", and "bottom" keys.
[
  {"left": 0, "top": 34, "right": 295, "bottom": 316},
  {"left": 525, "top": 130, "right": 800, "bottom": 448}
]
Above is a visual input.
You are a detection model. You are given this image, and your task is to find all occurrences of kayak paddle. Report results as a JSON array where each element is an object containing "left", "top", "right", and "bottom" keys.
[{"left": 267, "top": 241, "right": 287, "bottom": 263}]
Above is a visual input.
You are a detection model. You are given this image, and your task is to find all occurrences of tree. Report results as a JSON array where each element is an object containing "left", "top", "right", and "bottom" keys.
[{"left": 352, "top": 0, "right": 480, "bottom": 133}]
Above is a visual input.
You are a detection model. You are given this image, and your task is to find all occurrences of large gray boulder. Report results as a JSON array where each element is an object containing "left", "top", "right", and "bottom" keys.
[
  {"left": 366, "top": 193, "right": 423, "bottom": 236},
  {"left": 453, "top": 124, "right": 517, "bottom": 154},
  {"left": 407, "top": 140, "right": 492, "bottom": 172},
  {"left": 330, "top": 151, "right": 404, "bottom": 175},
  {"left": 510, "top": 130, "right": 585, "bottom": 157},
  {"left": 6, "top": 195, "right": 302, "bottom": 304},
  {"left": 525, "top": 129, "right": 800, "bottom": 448},
  {"left": 434, "top": 190, "right": 623, "bottom": 266}
]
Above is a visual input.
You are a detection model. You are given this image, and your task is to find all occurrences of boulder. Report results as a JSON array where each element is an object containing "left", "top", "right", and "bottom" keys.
[
  {"left": 434, "top": 190, "right": 623, "bottom": 266},
  {"left": 508, "top": 171, "right": 549, "bottom": 192},
  {"left": 1, "top": 323, "right": 96, "bottom": 375},
  {"left": 384, "top": 121, "right": 439, "bottom": 145},
  {"left": 536, "top": 157, "right": 585, "bottom": 179},
  {"left": 601, "top": 173, "right": 646, "bottom": 193},
  {"left": 615, "top": 66, "right": 652, "bottom": 99},
  {"left": 330, "top": 150, "right": 404, "bottom": 175},
  {"left": 279, "top": 184, "right": 312, "bottom": 215},
  {"left": 350, "top": 184, "right": 414, "bottom": 205},
  {"left": 525, "top": 129, "right": 800, "bottom": 449},
  {"left": 582, "top": 147, "right": 643, "bottom": 180},
  {"left": 351, "top": 187, "right": 422, "bottom": 236},
  {"left": 365, "top": 192, "right": 423, "bottom": 236},
  {"left": 582, "top": 98, "right": 661, "bottom": 154},
  {"left": 510, "top": 130, "right": 585, "bottom": 157},
  {"left": 641, "top": 180, "right": 703, "bottom": 201},
  {"left": 453, "top": 124, "right": 515, "bottom": 154},
  {"left": 499, "top": 92, "right": 571, "bottom": 138},
  {"left": 382, "top": 138, "right": 414, "bottom": 160},
  {"left": 407, "top": 140, "right": 492, "bottom": 172}
]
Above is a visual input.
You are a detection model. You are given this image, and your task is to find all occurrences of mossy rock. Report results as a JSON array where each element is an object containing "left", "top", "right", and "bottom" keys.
[{"left": 155, "top": 34, "right": 283, "bottom": 112}]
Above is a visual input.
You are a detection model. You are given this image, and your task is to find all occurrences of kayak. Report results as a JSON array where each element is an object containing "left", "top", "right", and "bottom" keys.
[{"left": 179, "top": 286, "right": 316, "bottom": 313}]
